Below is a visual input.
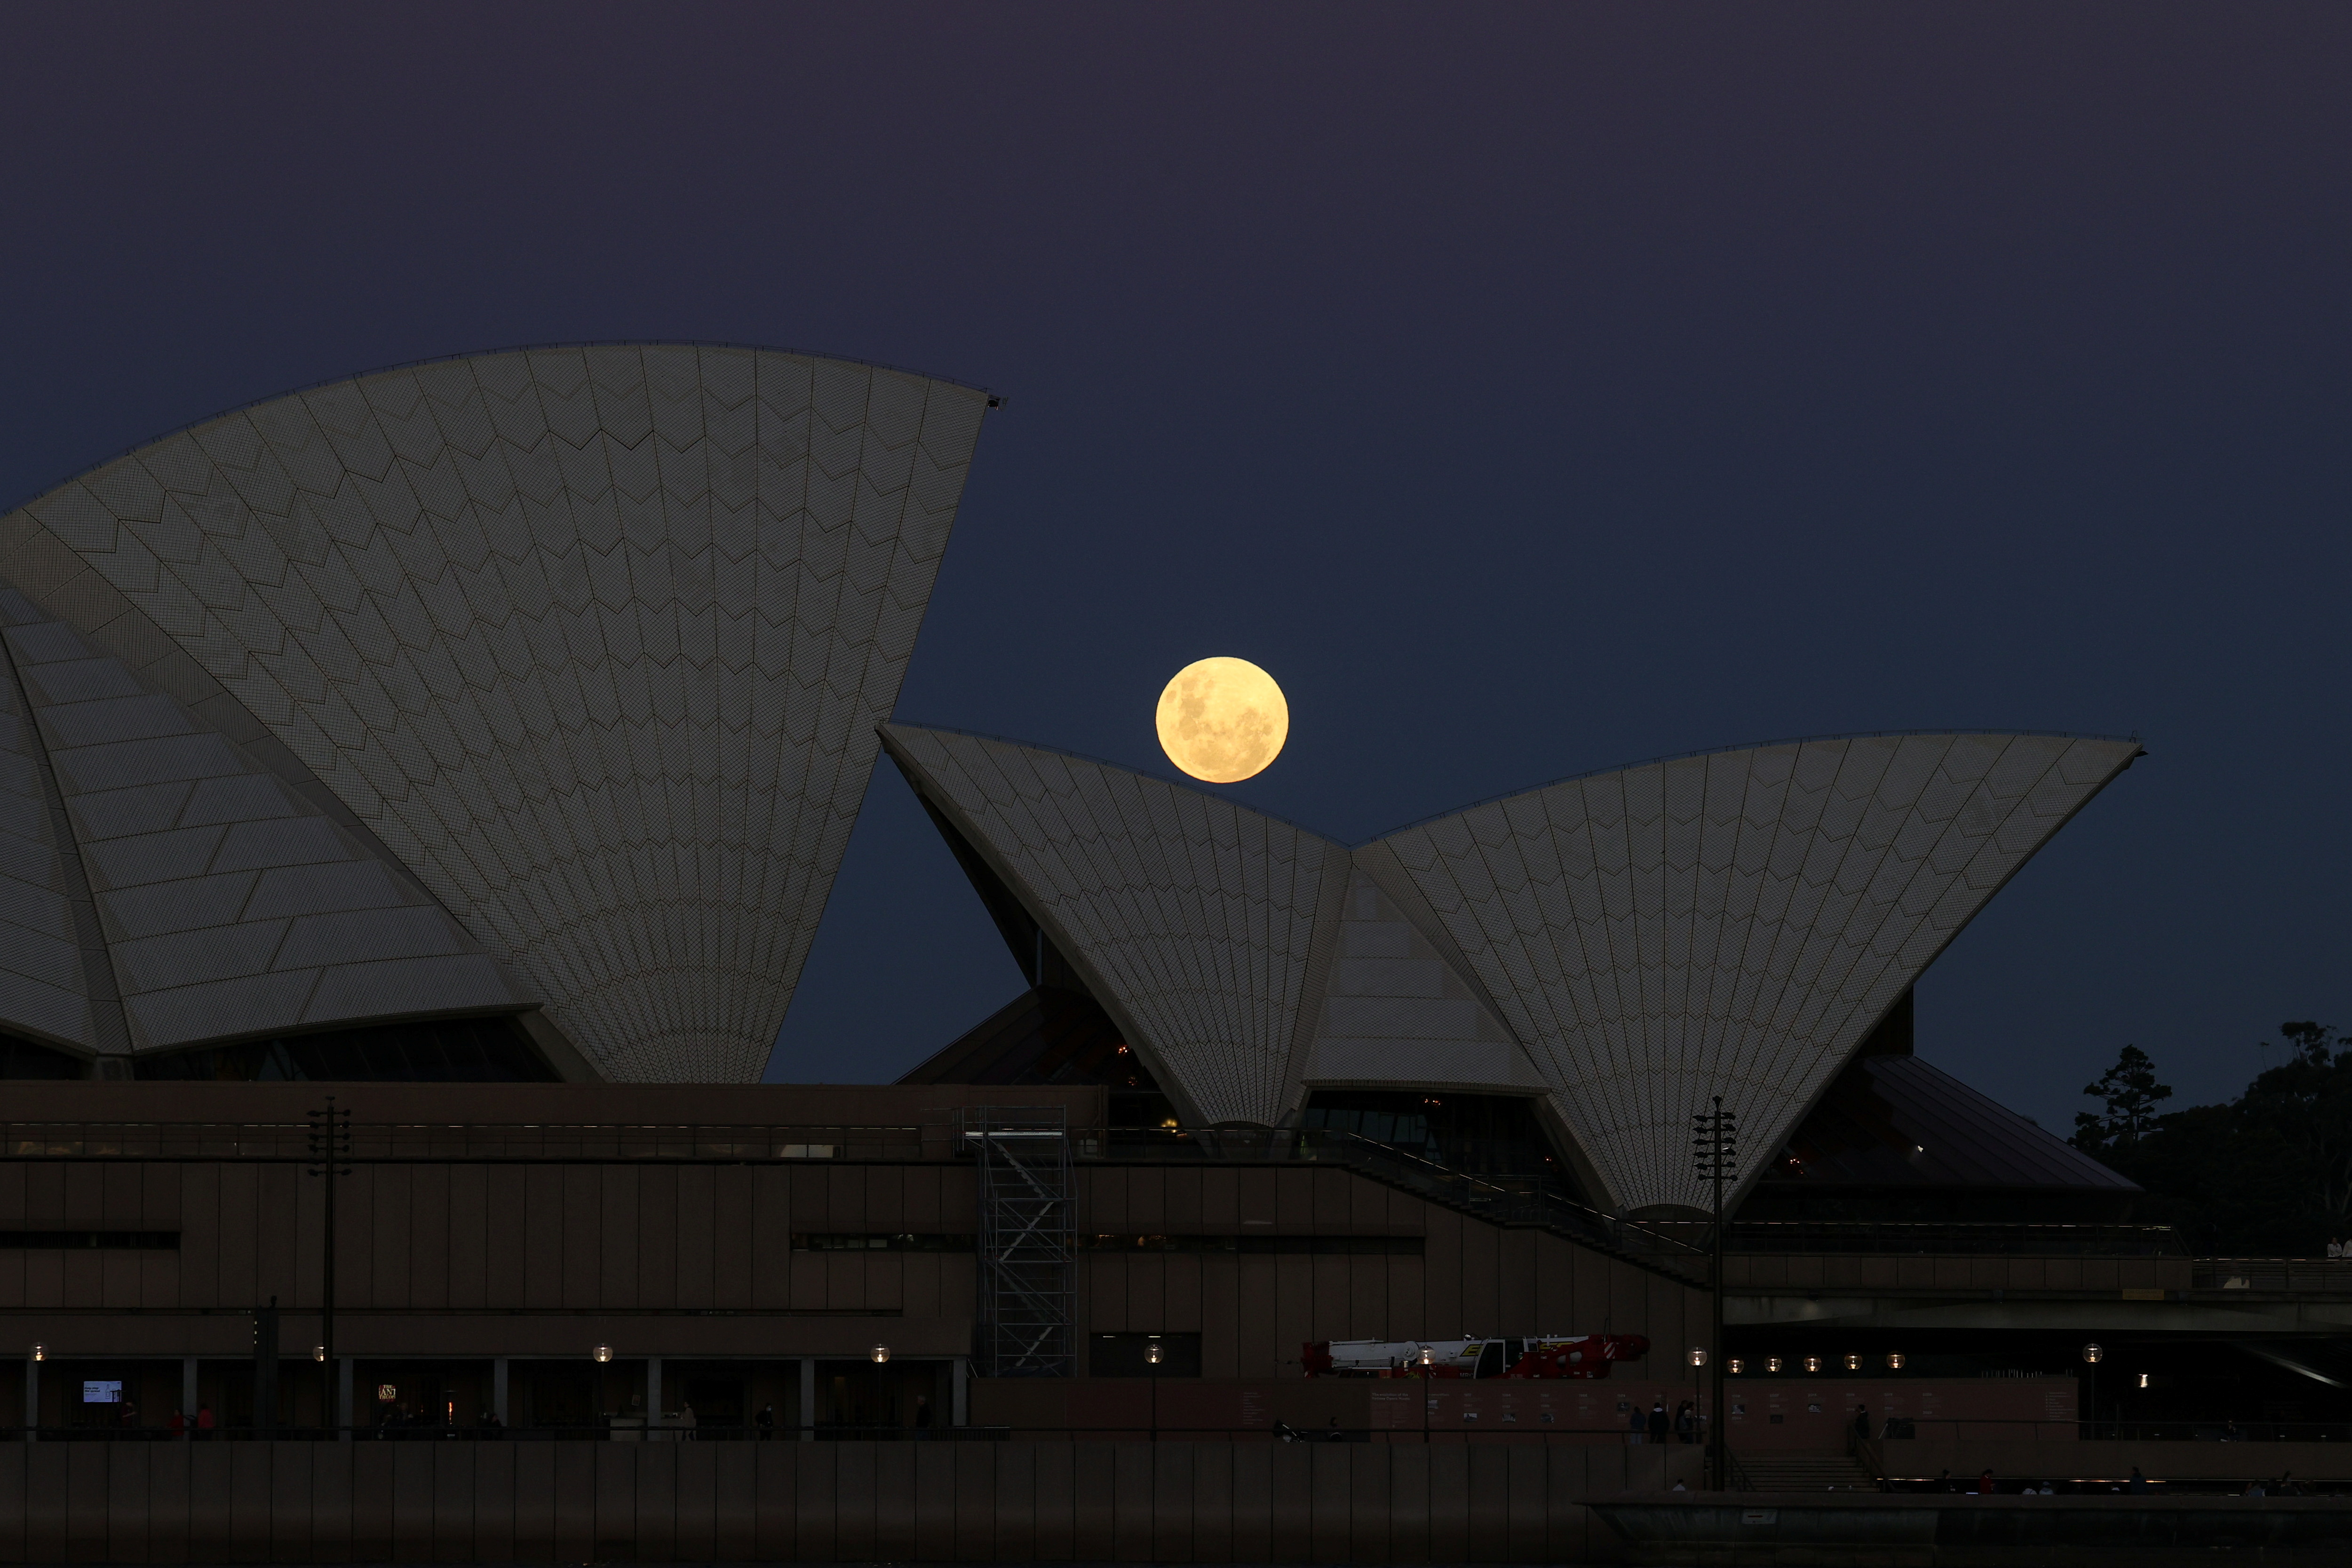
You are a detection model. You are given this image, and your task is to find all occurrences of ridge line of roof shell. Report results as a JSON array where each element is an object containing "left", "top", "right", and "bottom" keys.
[
  {"left": 1365, "top": 727, "right": 2148, "bottom": 844},
  {"left": 890, "top": 722, "right": 2146, "bottom": 851},
  {"left": 881, "top": 721, "right": 1346, "bottom": 845},
  {"left": 5, "top": 340, "right": 1003, "bottom": 519}
]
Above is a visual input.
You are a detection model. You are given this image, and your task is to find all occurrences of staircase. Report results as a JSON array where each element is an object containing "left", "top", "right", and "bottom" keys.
[{"left": 1731, "top": 1449, "right": 1882, "bottom": 1492}]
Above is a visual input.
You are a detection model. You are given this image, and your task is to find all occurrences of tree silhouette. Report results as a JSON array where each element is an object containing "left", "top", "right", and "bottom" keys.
[{"left": 2073, "top": 1044, "right": 2174, "bottom": 1152}]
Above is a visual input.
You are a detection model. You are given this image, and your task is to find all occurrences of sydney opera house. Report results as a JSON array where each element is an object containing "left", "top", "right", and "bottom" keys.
[{"left": 0, "top": 344, "right": 2326, "bottom": 1497}]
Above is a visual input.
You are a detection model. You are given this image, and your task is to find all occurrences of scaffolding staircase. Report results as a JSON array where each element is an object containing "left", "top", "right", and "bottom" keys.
[{"left": 961, "top": 1106, "right": 1075, "bottom": 1377}]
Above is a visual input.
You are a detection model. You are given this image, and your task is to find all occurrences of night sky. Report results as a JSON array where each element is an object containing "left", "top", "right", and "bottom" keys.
[{"left": 5, "top": 5, "right": 2345, "bottom": 1128}]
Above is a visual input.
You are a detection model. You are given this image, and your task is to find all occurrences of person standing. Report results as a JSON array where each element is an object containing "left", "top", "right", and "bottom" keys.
[
  {"left": 195, "top": 1403, "right": 215, "bottom": 1440},
  {"left": 1977, "top": 1468, "right": 1996, "bottom": 1496},
  {"left": 756, "top": 1402, "right": 775, "bottom": 1440},
  {"left": 1674, "top": 1400, "right": 1696, "bottom": 1444},
  {"left": 169, "top": 1409, "right": 186, "bottom": 1440},
  {"left": 1627, "top": 1405, "right": 1645, "bottom": 1445},
  {"left": 1646, "top": 1400, "right": 1670, "bottom": 1445}
]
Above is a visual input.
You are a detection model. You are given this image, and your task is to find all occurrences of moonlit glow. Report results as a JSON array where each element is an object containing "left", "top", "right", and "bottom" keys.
[{"left": 1155, "top": 657, "right": 1288, "bottom": 783}]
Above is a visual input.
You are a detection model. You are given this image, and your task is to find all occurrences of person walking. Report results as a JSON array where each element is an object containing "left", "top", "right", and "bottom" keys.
[
  {"left": 1646, "top": 1400, "right": 1670, "bottom": 1445},
  {"left": 1850, "top": 1404, "right": 1872, "bottom": 1455}
]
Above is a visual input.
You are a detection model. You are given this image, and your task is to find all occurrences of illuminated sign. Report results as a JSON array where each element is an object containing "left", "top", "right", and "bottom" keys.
[
  {"left": 82, "top": 1380, "right": 122, "bottom": 1403},
  {"left": 377, "top": 1384, "right": 399, "bottom": 1402}
]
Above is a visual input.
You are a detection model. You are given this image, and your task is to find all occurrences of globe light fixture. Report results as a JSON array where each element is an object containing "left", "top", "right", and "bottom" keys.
[
  {"left": 593, "top": 1345, "right": 612, "bottom": 1363},
  {"left": 1688, "top": 1347, "right": 1707, "bottom": 1368},
  {"left": 871, "top": 1345, "right": 890, "bottom": 1364},
  {"left": 313, "top": 1346, "right": 327, "bottom": 1362},
  {"left": 2081, "top": 1343, "right": 2103, "bottom": 1364},
  {"left": 1844, "top": 1354, "right": 1861, "bottom": 1372},
  {"left": 1886, "top": 1353, "right": 1906, "bottom": 1371},
  {"left": 1145, "top": 1343, "right": 1164, "bottom": 1366},
  {"left": 31, "top": 1345, "right": 42, "bottom": 1362},
  {"left": 1766, "top": 1357, "right": 1782, "bottom": 1373},
  {"left": 1728, "top": 1358, "right": 1745, "bottom": 1375},
  {"left": 1803, "top": 1356, "right": 1822, "bottom": 1374}
]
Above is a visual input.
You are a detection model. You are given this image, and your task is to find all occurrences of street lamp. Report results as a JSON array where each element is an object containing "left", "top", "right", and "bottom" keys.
[
  {"left": 594, "top": 1345, "right": 612, "bottom": 1363},
  {"left": 1145, "top": 1340, "right": 1163, "bottom": 1442},
  {"left": 1419, "top": 1346, "right": 1435, "bottom": 1444},
  {"left": 1691, "top": 1097, "right": 1737, "bottom": 1491},
  {"left": 870, "top": 1345, "right": 890, "bottom": 1364},
  {"left": 2082, "top": 1343, "right": 2103, "bottom": 1436}
]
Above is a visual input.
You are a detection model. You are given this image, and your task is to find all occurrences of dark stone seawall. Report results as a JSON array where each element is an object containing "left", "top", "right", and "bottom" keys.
[{"left": 0, "top": 1439, "right": 1702, "bottom": 1562}]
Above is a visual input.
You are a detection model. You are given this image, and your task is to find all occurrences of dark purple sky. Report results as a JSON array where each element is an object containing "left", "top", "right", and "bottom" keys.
[{"left": 5, "top": 4, "right": 2345, "bottom": 1125}]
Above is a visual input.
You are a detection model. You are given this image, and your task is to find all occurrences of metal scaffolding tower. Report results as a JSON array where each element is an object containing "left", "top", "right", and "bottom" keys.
[{"left": 961, "top": 1105, "right": 1075, "bottom": 1377}]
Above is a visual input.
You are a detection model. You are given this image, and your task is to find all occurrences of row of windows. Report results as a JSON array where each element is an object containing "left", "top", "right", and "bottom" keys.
[
  {"left": 1085, "top": 1233, "right": 1425, "bottom": 1256},
  {"left": 788, "top": 1234, "right": 1428, "bottom": 1255}
]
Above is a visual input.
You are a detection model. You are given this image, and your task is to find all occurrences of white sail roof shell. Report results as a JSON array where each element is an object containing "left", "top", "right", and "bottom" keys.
[
  {"left": 1363, "top": 733, "right": 2142, "bottom": 1212},
  {"left": 0, "top": 345, "right": 991, "bottom": 1080},
  {"left": 884, "top": 724, "right": 1341, "bottom": 1126},
  {"left": 893, "top": 725, "right": 2136, "bottom": 1213}
]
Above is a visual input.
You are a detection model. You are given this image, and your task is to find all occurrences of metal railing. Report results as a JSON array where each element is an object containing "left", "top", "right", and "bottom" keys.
[
  {"left": 0, "top": 1422, "right": 1690, "bottom": 1446},
  {"left": 0, "top": 1124, "right": 928, "bottom": 1161},
  {"left": 1133, "top": 1127, "right": 1710, "bottom": 1281},
  {"left": 1875, "top": 1417, "right": 2352, "bottom": 1443},
  {"left": 2193, "top": 1259, "right": 2352, "bottom": 1292},
  {"left": 0, "top": 1423, "right": 1007, "bottom": 1443},
  {"left": 1724, "top": 1222, "right": 2186, "bottom": 1258}
]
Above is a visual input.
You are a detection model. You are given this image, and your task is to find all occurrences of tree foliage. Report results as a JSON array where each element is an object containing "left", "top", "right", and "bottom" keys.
[{"left": 2074, "top": 1023, "right": 2352, "bottom": 1256}]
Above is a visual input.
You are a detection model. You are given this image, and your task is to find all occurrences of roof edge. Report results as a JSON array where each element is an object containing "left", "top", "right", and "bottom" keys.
[
  {"left": 5, "top": 340, "right": 1002, "bottom": 520},
  {"left": 880, "top": 721, "right": 1347, "bottom": 846},
  {"left": 1367, "top": 728, "right": 2146, "bottom": 844}
]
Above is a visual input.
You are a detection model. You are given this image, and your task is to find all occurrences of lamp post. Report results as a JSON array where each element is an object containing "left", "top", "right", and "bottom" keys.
[
  {"left": 2081, "top": 1343, "right": 2102, "bottom": 1438},
  {"left": 1419, "top": 1346, "right": 1434, "bottom": 1444},
  {"left": 1691, "top": 1097, "right": 1737, "bottom": 1490},
  {"left": 1146, "top": 1340, "right": 1163, "bottom": 1442},
  {"left": 305, "top": 1097, "right": 351, "bottom": 1432}
]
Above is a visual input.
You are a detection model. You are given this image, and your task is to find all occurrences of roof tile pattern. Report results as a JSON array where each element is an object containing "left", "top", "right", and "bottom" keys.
[
  {"left": 0, "top": 346, "right": 989, "bottom": 1079},
  {"left": 0, "top": 601, "right": 109, "bottom": 1050},
  {"left": 886, "top": 726, "right": 1336, "bottom": 1125},
  {"left": 1303, "top": 870, "right": 1544, "bottom": 1092},
  {"left": 0, "top": 591, "right": 524, "bottom": 1053},
  {"left": 1365, "top": 734, "right": 2141, "bottom": 1212}
]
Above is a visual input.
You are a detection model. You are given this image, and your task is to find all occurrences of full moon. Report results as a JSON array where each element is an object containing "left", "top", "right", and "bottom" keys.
[{"left": 1156, "top": 657, "right": 1288, "bottom": 784}]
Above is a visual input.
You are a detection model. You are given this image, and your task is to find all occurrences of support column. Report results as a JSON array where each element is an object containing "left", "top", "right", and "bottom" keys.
[
  {"left": 951, "top": 1357, "right": 968, "bottom": 1427},
  {"left": 799, "top": 1358, "right": 816, "bottom": 1441},
  {"left": 493, "top": 1358, "right": 509, "bottom": 1427},
  {"left": 182, "top": 1357, "right": 198, "bottom": 1428}
]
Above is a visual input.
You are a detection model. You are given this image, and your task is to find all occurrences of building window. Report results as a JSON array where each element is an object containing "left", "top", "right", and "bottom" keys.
[
  {"left": 790, "top": 1234, "right": 974, "bottom": 1252},
  {"left": 1082, "top": 1233, "right": 1423, "bottom": 1255}
]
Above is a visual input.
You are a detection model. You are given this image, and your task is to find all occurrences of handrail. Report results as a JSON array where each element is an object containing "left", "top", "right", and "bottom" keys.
[
  {"left": 1157, "top": 1127, "right": 1711, "bottom": 1282},
  {"left": 0, "top": 1124, "right": 932, "bottom": 1162}
]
